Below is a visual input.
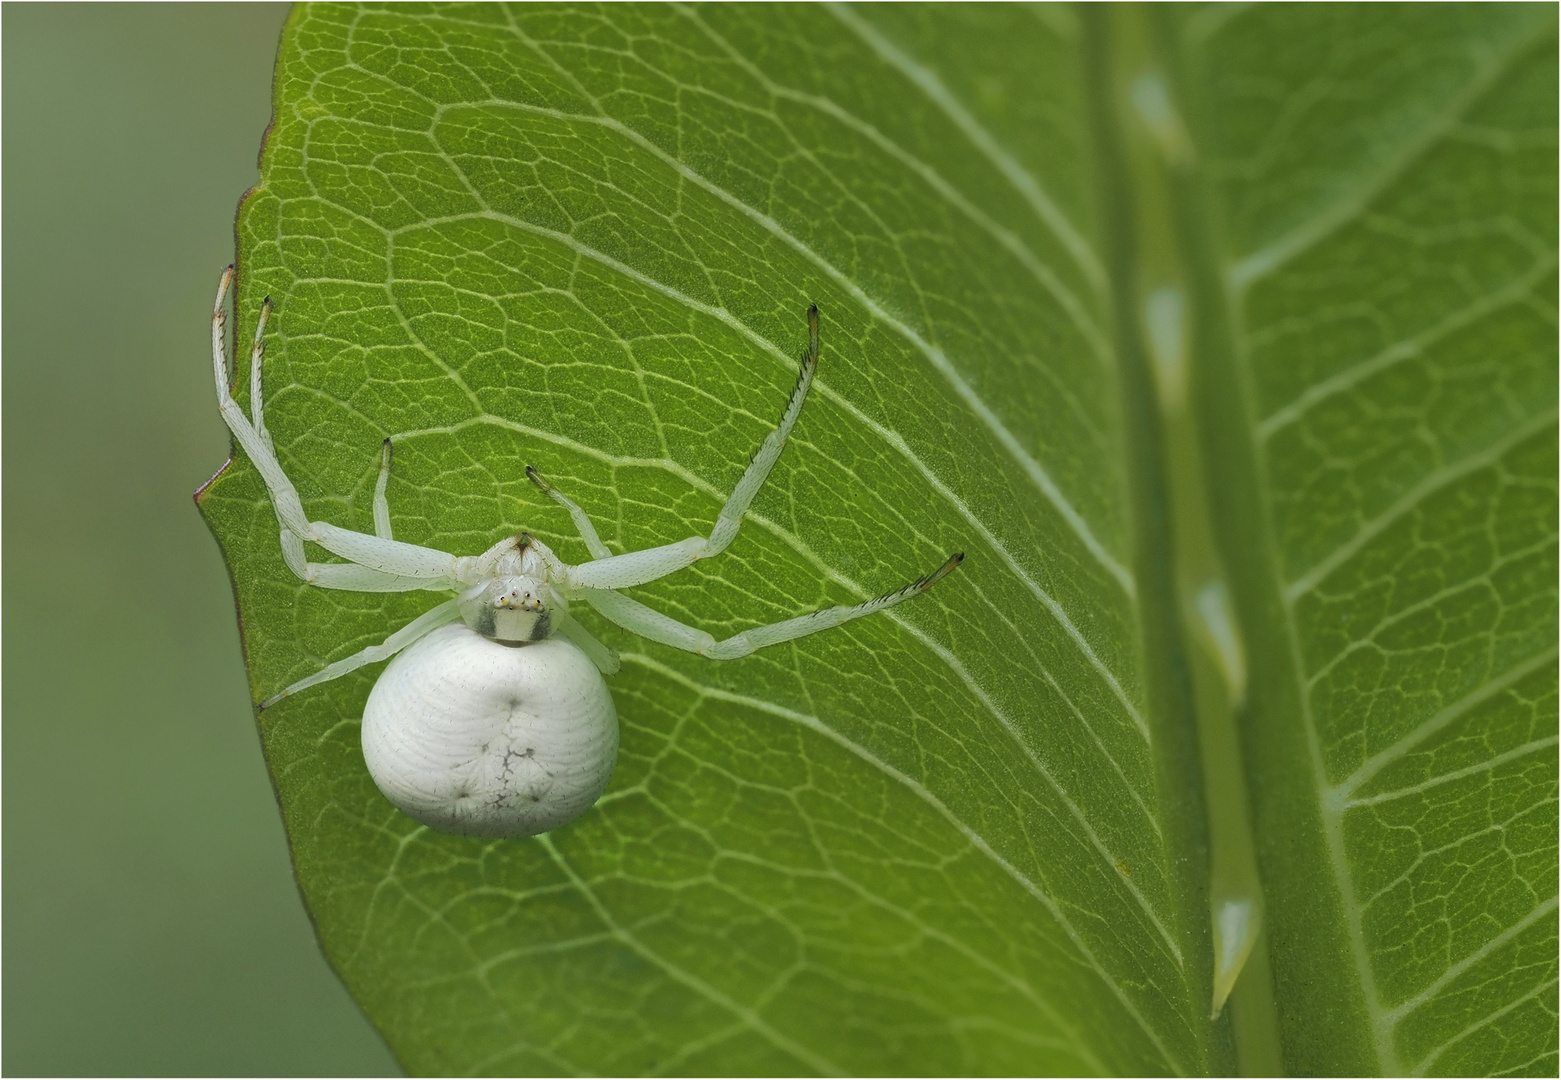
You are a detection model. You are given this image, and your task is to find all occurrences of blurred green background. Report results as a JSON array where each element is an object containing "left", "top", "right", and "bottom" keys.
[{"left": 3, "top": 5, "right": 399, "bottom": 1074}]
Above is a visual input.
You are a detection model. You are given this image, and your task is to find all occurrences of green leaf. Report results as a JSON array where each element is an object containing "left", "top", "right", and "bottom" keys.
[
  {"left": 1164, "top": 5, "right": 1559, "bottom": 1075},
  {"left": 197, "top": 4, "right": 1555, "bottom": 1074}
]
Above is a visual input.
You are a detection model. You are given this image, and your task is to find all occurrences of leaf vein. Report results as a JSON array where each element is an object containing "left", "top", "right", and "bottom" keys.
[
  {"left": 1338, "top": 646, "right": 1560, "bottom": 797},
  {"left": 671, "top": 3, "right": 1112, "bottom": 367},
  {"left": 1256, "top": 255, "right": 1558, "bottom": 440},
  {"left": 822, "top": 3, "right": 1105, "bottom": 293},
  {"left": 1383, "top": 896, "right": 1558, "bottom": 1025},
  {"left": 538, "top": 834, "right": 847, "bottom": 1077},
  {"left": 1230, "top": 20, "right": 1556, "bottom": 290},
  {"left": 625, "top": 653, "right": 1187, "bottom": 1073},
  {"left": 387, "top": 213, "right": 1146, "bottom": 720},
  {"left": 1283, "top": 408, "right": 1558, "bottom": 602},
  {"left": 1343, "top": 735, "right": 1559, "bottom": 808},
  {"left": 1412, "top": 974, "right": 1560, "bottom": 1076}
]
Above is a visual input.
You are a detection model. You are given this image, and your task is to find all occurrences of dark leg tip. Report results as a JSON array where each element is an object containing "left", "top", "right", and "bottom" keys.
[
  {"left": 919, "top": 552, "right": 965, "bottom": 591},
  {"left": 803, "top": 304, "right": 822, "bottom": 367}
]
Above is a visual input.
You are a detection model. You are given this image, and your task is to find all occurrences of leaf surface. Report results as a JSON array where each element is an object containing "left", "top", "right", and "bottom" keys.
[
  {"left": 197, "top": 4, "right": 1556, "bottom": 1074},
  {"left": 1165, "top": 5, "right": 1558, "bottom": 1074}
]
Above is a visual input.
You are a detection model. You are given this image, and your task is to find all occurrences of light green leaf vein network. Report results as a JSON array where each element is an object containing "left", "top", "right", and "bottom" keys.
[{"left": 203, "top": 3, "right": 1203, "bottom": 1076}]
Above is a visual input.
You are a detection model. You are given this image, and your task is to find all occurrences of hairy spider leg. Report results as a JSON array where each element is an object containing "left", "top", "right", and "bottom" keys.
[
  {"left": 563, "top": 305, "right": 822, "bottom": 593},
  {"left": 581, "top": 552, "right": 963, "bottom": 660},
  {"left": 211, "top": 268, "right": 456, "bottom": 591},
  {"left": 260, "top": 599, "right": 464, "bottom": 709}
]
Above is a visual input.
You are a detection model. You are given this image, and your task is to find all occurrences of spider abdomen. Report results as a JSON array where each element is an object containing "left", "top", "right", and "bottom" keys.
[{"left": 361, "top": 623, "right": 618, "bottom": 838}]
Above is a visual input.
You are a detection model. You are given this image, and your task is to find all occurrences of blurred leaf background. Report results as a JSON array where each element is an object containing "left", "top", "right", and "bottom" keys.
[{"left": 2, "top": 5, "right": 397, "bottom": 1074}]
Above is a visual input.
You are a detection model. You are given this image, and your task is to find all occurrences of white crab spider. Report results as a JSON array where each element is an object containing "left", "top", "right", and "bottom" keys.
[{"left": 210, "top": 266, "right": 963, "bottom": 838}]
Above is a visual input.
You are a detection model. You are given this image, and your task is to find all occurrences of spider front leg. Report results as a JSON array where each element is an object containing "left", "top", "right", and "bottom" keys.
[
  {"left": 527, "top": 466, "right": 610, "bottom": 560},
  {"left": 562, "top": 305, "right": 821, "bottom": 592},
  {"left": 581, "top": 552, "right": 962, "bottom": 660},
  {"left": 211, "top": 268, "right": 455, "bottom": 590}
]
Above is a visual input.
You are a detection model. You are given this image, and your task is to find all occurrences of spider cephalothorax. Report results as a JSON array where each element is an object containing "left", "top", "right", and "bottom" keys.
[{"left": 458, "top": 574, "right": 557, "bottom": 643}]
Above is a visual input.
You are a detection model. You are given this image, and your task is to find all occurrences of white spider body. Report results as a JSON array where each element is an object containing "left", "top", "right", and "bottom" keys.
[
  {"left": 209, "top": 266, "right": 962, "bottom": 838},
  {"left": 362, "top": 624, "right": 617, "bottom": 838}
]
